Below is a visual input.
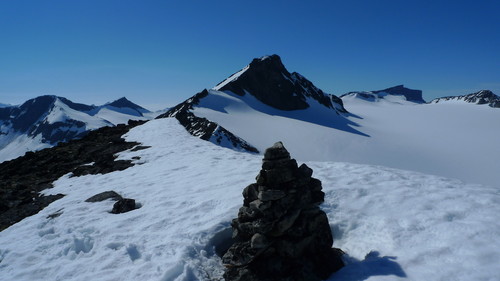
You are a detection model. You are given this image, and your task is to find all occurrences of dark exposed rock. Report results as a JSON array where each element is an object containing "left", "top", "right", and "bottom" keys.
[
  {"left": 111, "top": 198, "right": 137, "bottom": 214},
  {"left": 157, "top": 90, "right": 259, "bottom": 153},
  {"left": 0, "top": 120, "right": 147, "bottom": 231},
  {"left": 223, "top": 142, "right": 344, "bottom": 281},
  {"left": 341, "top": 85, "right": 425, "bottom": 104},
  {"left": 430, "top": 90, "right": 499, "bottom": 108},
  {"left": 216, "top": 55, "right": 347, "bottom": 113},
  {"left": 85, "top": 191, "right": 123, "bottom": 202},
  {"left": 373, "top": 85, "right": 425, "bottom": 103}
]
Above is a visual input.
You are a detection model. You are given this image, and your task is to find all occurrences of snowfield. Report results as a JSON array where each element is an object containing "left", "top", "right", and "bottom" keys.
[
  {"left": 192, "top": 90, "right": 500, "bottom": 187},
  {"left": 1, "top": 118, "right": 499, "bottom": 281}
]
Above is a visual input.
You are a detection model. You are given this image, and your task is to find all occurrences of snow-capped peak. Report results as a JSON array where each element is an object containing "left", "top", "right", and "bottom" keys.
[{"left": 212, "top": 54, "right": 346, "bottom": 112}]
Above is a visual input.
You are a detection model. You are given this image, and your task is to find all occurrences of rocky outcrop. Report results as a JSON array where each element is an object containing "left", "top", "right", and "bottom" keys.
[
  {"left": 85, "top": 191, "right": 123, "bottom": 202},
  {"left": 157, "top": 90, "right": 259, "bottom": 153},
  {"left": 0, "top": 120, "right": 147, "bottom": 231},
  {"left": 430, "top": 90, "right": 499, "bottom": 108},
  {"left": 223, "top": 142, "right": 344, "bottom": 281},
  {"left": 341, "top": 85, "right": 425, "bottom": 104},
  {"left": 373, "top": 85, "right": 425, "bottom": 103},
  {"left": 111, "top": 198, "right": 137, "bottom": 214},
  {"left": 215, "top": 55, "right": 348, "bottom": 112}
]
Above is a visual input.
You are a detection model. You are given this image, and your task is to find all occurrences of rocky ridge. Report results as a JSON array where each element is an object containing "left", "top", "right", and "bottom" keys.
[
  {"left": 223, "top": 142, "right": 344, "bottom": 281},
  {"left": 0, "top": 120, "right": 147, "bottom": 231},
  {"left": 157, "top": 90, "right": 259, "bottom": 153},
  {"left": 430, "top": 90, "right": 499, "bottom": 108}
]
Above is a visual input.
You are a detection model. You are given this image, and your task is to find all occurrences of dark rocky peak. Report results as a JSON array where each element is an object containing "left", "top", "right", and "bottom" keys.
[
  {"left": 373, "top": 85, "right": 425, "bottom": 103},
  {"left": 223, "top": 141, "right": 344, "bottom": 280},
  {"left": 215, "top": 54, "right": 347, "bottom": 112},
  {"left": 431, "top": 90, "right": 499, "bottom": 108},
  {"left": 106, "top": 97, "right": 150, "bottom": 113}
]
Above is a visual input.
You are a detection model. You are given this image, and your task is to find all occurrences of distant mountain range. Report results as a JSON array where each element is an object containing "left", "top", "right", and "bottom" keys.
[
  {"left": 1, "top": 54, "right": 498, "bottom": 166},
  {"left": 430, "top": 89, "right": 500, "bottom": 108},
  {"left": 340, "top": 85, "right": 426, "bottom": 104},
  {"left": 156, "top": 54, "right": 498, "bottom": 186},
  {"left": 0, "top": 96, "right": 151, "bottom": 162}
]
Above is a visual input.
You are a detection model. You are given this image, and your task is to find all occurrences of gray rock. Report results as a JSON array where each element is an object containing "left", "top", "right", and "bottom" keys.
[
  {"left": 263, "top": 141, "right": 290, "bottom": 161},
  {"left": 85, "top": 191, "right": 122, "bottom": 202},
  {"left": 250, "top": 233, "right": 270, "bottom": 249},
  {"left": 258, "top": 190, "right": 286, "bottom": 201},
  {"left": 110, "top": 198, "right": 136, "bottom": 214}
]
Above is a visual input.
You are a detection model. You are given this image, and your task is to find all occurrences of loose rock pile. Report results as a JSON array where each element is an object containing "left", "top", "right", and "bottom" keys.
[{"left": 223, "top": 142, "right": 344, "bottom": 281}]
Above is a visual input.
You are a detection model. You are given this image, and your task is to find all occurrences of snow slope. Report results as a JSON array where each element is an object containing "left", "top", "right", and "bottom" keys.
[
  {"left": 191, "top": 89, "right": 499, "bottom": 187},
  {"left": 0, "top": 118, "right": 499, "bottom": 281}
]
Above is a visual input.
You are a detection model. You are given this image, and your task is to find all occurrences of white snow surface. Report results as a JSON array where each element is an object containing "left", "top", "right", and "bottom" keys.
[
  {"left": 46, "top": 99, "right": 111, "bottom": 129},
  {"left": 93, "top": 107, "right": 147, "bottom": 125},
  {"left": 1, "top": 118, "right": 499, "bottom": 281},
  {"left": 191, "top": 90, "right": 500, "bottom": 187},
  {"left": 212, "top": 66, "right": 249, "bottom": 91}
]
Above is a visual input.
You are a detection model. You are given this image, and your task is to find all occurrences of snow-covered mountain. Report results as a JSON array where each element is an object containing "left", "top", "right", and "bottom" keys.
[
  {"left": 0, "top": 96, "right": 151, "bottom": 162},
  {"left": 158, "top": 54, "right": 350, "bottom": 152},
  {"left": 1, "top": 118, "right": 499, "bottom": 281},
  {"left": 430, "top": 89, "right": 500, "bottom": 108},
  {"left": 0, "top": 54, "right": 499, "bottom": 280},
  {"left": 159, "top": 55, "right": 498, "bottom": 187},
  {"left": 340, "top": 85, "right": 426, "bottom": 104}
]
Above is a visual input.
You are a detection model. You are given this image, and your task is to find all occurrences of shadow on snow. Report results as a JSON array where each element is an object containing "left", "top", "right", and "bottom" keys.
[{"left": 330, "top": 251, "right": 407, "bottom": 281}]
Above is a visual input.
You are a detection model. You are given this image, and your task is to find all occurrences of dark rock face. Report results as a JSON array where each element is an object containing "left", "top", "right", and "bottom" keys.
[
  {"left": 223, "top": 142, "right": 344, "bottom": 281},
  {"left": 105, "top": 97, "right": 151, "bottom": 116},
  {"left": 85, "top": 191, "right": 123, "bottom": 202},
  {"left": 157, "top": 90, "right": 259, "bottom": 153},
  {"left": 0, "top": 120, "right": 146, "bottom": 231},
  {"left": 216, "top": 55, "right": 347, "bottom": 112},
  {"left": 373, "top": 85, "right": 425, "bottom": 103},
  {"left": 111, "top": 198, "right": 137, "bottom": 214},
  {"left": 431, "top": 90, "right": 499, "bottom": 108},
  {"left": 341, "top": 85, "right": 425, "bottom": 104}
]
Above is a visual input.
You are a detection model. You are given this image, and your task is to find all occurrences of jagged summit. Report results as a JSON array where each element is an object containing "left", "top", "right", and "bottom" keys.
[
  {"left": 213, "top": 54, "right": 347, "bottom": 112},
  {"left": 430, "top": 90, "right": 499, "bottom": 108},
  {"left": 106, "top": 97, "right": 150, "bottom": 114},
  {"left": 341, "top": 85, "right": 425, "bottom": 104}
]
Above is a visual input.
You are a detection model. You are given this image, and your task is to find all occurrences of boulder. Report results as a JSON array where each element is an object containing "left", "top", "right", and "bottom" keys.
[{"left": 111, "top": 198, "right": 137, "bottom": 214}]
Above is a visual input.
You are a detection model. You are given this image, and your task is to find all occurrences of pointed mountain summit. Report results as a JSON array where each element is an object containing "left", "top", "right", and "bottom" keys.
[
  {"left": 341, "top": 85, "right": 425, "bottom": 104},
  {"left": 104, "top": 97, "right": 151, "bottom": 116},
  {"left": 430, "top": 90, "right": 499, "bottom": 108},
  {"left": 159, "top": 54, "right": 356, "bottom": 153},
  {"left": 214, "top": 54, "right": 347, "bottom": 112}
]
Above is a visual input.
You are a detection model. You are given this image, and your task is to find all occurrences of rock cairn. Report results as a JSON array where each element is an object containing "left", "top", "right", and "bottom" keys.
[{"left": 223, "top": 142, "right": 344, "bottom": 281}]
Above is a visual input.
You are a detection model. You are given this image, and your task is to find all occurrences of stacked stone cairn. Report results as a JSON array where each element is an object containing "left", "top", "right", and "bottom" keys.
[{"left": 223, "top": 142, "right": 344, "bottom": 281}]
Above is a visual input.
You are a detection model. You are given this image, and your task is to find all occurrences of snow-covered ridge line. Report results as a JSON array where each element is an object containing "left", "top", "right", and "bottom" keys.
[
  {"left": 430, "top": 89, "right": 499, "bottom": 108},
  {"left": 157, "top": 89, "right": 259, "bottom": 153},
  {"left": 213, "top": 66, "right": 250, "bottom": 91}
]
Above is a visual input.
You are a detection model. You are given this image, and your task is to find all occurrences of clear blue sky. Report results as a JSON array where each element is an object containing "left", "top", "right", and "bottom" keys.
[{"left": 1, "top": 0, "right": 499, "bottom": 110}]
